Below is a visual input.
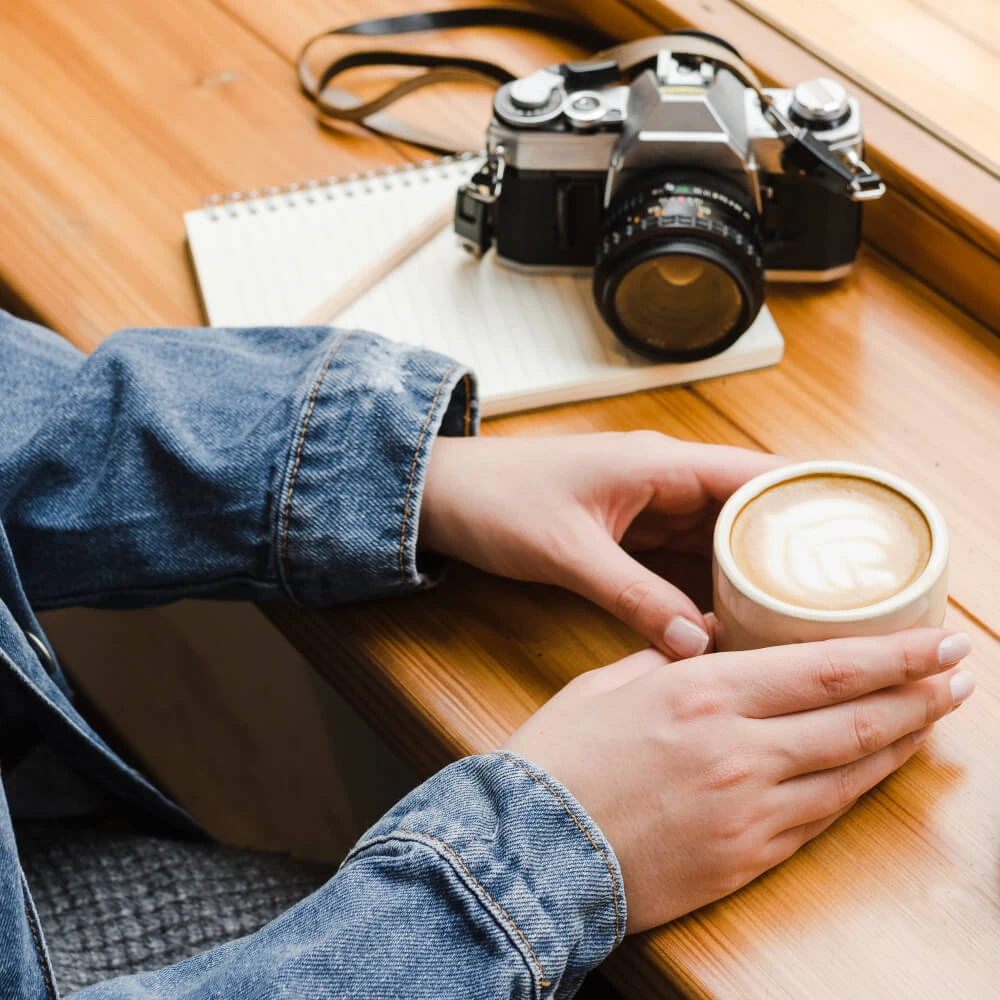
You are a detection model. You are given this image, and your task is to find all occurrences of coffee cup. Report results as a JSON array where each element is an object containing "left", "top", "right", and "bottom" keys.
[{"left": 712, "top": 461, "right": 949, "bottom": 651}]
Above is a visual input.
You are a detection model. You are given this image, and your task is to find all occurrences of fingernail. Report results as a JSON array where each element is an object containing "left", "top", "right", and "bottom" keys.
[
  {"left": 664, "top": 617, "right": 710, "bottom": 659},
  {"left": 938, "top": 633, "right": 972, "bottom": 666},
  {"left": 949, "top": 670, "right": 976, "bottom": 705},
  {"left": 912, "top": 725, "right": 932, "bottom": 747}
]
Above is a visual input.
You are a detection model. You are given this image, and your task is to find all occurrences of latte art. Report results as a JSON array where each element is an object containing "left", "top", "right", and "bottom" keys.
[{"left": 730, "top": 475, "right": 932, "bottom": 611}]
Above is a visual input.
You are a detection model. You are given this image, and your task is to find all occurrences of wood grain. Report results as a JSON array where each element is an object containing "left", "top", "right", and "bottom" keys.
[
  {"left": 0, "top": 0, "right": 405, "bottom": 349},
  {"left": 3, "top": 2, "right": 1000, "bottom": 998},
  {"left": 729, "top": 0, "right": 1000, "bottom": 175}
]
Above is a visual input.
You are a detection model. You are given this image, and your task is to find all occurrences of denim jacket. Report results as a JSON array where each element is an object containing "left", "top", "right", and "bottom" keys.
[{"left": 0, "top": 312, "right": 626, "bottom": 999}]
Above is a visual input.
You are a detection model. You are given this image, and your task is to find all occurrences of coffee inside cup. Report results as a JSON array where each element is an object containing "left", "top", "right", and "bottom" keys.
[{"left": 730, "top": 474, "right": 932, "bottom": 612}]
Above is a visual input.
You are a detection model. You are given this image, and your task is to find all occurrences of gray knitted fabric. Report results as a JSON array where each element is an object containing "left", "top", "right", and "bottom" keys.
[{"left": 15, "top": 820, "right": 334, "bottom": 995}]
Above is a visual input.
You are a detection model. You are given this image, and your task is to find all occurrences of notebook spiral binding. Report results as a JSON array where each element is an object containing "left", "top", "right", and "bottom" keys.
[{"left": 202, "top": 151, "right": 483, "bottom": 221}]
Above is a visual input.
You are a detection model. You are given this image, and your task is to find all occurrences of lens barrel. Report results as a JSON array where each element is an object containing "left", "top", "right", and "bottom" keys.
[{"left": 594, "top": 172, "right": 765, "bottom": 361}]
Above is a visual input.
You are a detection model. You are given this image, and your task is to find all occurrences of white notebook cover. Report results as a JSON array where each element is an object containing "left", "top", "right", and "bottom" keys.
[{"left": 185, "top": 156, "right": 783, "bottom": 417}]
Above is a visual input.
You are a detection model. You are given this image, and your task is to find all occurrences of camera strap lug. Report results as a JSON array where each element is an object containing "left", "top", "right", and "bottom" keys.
[
  {"left": 455, "top": 149, "right": 505, "bottom": 257},
  {"left": 764, "top": 101, "right": 886, "bottom": 202},
  {"left": 841, "top": 150, "right": 887, "bottom": 201}
]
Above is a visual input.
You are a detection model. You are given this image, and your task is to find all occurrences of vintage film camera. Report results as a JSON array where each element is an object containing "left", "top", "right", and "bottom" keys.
[{"left": 455, "top": 32, "right": 885, "bottom": 361}]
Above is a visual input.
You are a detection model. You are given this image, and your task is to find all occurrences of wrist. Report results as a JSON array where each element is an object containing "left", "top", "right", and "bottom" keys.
[{"left": 418, "top": 435, "right": 464, "bottom": 555}]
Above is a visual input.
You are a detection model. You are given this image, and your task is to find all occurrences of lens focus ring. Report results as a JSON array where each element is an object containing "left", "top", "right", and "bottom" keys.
[{"left": 594, "top": 173, "right": 765, "bottom": 361}]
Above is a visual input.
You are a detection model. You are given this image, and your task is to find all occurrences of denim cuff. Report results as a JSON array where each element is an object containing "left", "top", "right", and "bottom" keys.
[
  {"left": 275, "top": 329, "right": 478, "bottom": 605},
  {"left": 348, "top": 751, "right": 627, "bottom": 995}
]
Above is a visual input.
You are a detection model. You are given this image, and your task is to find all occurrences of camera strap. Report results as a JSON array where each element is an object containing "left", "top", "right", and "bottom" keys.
[
  {"left": 298, "top": 10, "right": 884, "bottom": 200},
  {"left": 297, "top": 8, "right": 615, "bottom": 153}
]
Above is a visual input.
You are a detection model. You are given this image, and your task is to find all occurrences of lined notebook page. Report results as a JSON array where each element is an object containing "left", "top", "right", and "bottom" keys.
[
  {"left": 185, "top": 156, "right": 783, "bottom": 416},
  {"left": 185, "top": 158, "right": 478, "bottom": 328}
]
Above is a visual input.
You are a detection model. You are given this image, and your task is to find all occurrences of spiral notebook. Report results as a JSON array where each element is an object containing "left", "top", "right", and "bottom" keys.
[{"left": 184, "top": 155, "right": 783, "bottom": 416}]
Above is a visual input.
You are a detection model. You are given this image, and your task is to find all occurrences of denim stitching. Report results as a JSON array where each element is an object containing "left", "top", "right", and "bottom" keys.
[
  {"left": 23, "top": 894, "right": 56, "bottom": 1000},
  {"left": 399, "top": 829, "right": 551, "bottom": 989},
  {"left": 398, "top": 365, "right": 458, "bottom": 583},
  {"left": 280, "top": 332, "right": 352, "bottom": 578},
  {"left": 498, "top": 753, "right": 622, "bottom": 944}
]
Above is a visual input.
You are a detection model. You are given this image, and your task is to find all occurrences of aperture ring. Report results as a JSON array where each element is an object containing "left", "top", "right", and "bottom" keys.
[
  {"left": 599, "top": 214, "right": 764, "bottom": 270},
  {"left": 608, "top": 185, "right": 755, "bottom": 229}
]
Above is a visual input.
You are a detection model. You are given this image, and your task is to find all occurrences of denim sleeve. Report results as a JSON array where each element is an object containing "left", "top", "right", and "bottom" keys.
[
  {"left": 71, "top": 752, "right": 626, "bottom": 1000},
  {"left": 0, "top": 311, "right": 477, "bottom": 609}
]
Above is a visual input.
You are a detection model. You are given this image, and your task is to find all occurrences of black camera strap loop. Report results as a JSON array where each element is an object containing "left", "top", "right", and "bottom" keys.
[
  {"left": 298, "top": 9, "right": 884, "bottom": 199},
  {"left": 297, "top": 8, "right": 614, "bottom": 153}
]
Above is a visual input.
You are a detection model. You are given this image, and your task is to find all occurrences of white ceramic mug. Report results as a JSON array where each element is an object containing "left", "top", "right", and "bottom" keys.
[{"left": 712, "top": 461, "right": 949, "bottom": 651}]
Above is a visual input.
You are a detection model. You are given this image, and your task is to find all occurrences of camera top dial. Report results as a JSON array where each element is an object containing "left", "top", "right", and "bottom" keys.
[
  {"left": 789, "top": 78, "right": 851, "bottom": 128},
  {"left": 495, "top": 67, "right": 628, "bottom": 131},
  {"left": 495, "top": 70, "right": 566, "bottom": 127}
]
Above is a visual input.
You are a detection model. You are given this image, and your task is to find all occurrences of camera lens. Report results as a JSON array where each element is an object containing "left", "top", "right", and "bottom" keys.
[{"left": 594, "top": 172, "right": 764, "bottom": 361}]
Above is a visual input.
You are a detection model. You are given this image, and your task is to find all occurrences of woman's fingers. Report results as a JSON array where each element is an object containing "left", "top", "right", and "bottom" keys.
[
  {"left": 727, "top": 630, "right": 971, "bottom": 718},
  {"left": 559, "top": 529, "right": 713, "bottom": 659},
  {"left": 739, "top": 633, "right": 973, "bottom": 869},
  {"left": 763, "top": 799, "right": 859, "bottom": 870},
  {"left": 770, "top": 669, "right": 970, "bottom": 777},
  {"left": 666, "top": 441, "right": 786, "bottom": 503},
  {"left": 775, "top": 726, "right": 931, "bottom": 829}
]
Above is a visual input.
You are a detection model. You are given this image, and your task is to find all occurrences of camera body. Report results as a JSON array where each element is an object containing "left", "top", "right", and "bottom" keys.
[{"left": 455, "top": 38, "right": 884, "bottom": 360}]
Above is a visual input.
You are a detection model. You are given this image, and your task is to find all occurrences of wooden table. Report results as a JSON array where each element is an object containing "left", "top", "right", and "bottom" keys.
[{"left": 2, "top": 1, "right": 999, "bottom": 997}]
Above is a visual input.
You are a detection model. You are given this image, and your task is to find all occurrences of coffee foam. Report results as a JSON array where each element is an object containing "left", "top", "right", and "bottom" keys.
[{"left": 730, "top": 474, "right": 932, "bottom": 612}]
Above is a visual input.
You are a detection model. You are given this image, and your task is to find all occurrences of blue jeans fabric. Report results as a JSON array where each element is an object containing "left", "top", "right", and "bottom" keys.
[{"left": 0, "top": 312, "right": 626, "bottom": 998}]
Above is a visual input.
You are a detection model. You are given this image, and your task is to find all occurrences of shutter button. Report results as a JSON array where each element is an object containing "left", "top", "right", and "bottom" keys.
[
  {"left": 26, "top": 632, "right": 58, "bottom": 676},
  {"left": 789, "top": 78, "right": 851, "bottom": 127}
]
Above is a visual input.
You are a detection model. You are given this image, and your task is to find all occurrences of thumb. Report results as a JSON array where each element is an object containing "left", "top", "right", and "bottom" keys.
[{"left": 562, "top": 532, "right": 712, "bottom": 659}]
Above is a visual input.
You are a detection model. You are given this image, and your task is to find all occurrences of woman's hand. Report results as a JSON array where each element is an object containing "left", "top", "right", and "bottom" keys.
[
  {"left": 504, "top": 628, "right": 975, "bottom": 932},
  {"left": 419, "top": 432, "right": 782, "bottom": 658}
]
